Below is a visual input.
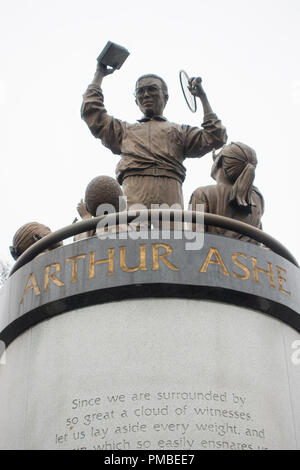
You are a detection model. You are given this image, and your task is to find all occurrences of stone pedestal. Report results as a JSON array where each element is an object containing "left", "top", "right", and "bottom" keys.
[{"left": 0, "top": 233, "right": 299, "bottom": 450}]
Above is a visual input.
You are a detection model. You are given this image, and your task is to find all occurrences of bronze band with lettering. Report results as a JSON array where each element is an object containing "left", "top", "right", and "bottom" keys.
[
  {"left": 9, "top": 211, "right": 299, "bottom": 276},
  {"left": 1, "top": 233, "right": 300, "bottom": 348}
]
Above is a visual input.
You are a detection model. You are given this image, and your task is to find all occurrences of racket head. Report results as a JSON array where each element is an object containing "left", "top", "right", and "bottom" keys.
[{"left": 179, "top": 69, "right": 197, "bottom": 113}]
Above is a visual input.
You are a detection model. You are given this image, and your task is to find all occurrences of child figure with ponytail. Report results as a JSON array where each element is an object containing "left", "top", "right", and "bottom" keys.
[{"left": 189, "top": 142, "right": 264, "bottom": 242}]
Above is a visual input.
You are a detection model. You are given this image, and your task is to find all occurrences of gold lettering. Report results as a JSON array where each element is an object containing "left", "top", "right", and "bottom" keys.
[
  {"left": 232, "top": 252, "right": 250, "bottom": 279},
  {"left": 276, "top": 266, "right": 291, "bottom": 296},
  {"left": 44, "top": 263, "right": 64, "bottom": 291},
  {"left": 251, "top": 257, "right": 275, "bottom": 288},
  {"left": 89, "top": 249, "right": 115, "bottom": 278},
  {"left": 65, "top": 254, "right": 86, "bottom": 283},
  {"left": 152, "top": 243, "right": 179, "bottom": 271},
  {"left": 20, "top": 273, "right": 40, "bottom": 303},
  {"left": 120, "top": 245, "right": 147, "bottom": 272},
  {"left": 200, "top": 247, "right": 230, "bottom": 276}
]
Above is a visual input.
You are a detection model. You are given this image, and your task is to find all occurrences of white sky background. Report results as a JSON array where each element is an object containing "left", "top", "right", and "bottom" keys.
[{"left": 0, "top": 0, "right": 300, "bottom": 265}]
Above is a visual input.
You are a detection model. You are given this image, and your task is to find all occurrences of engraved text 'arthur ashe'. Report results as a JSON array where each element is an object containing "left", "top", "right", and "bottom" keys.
[{"left": 20, "top": 243, "right": 290, "bottom": 304}]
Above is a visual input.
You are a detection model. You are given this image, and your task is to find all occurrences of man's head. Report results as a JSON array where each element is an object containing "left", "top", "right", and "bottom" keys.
[{"left": 135, "top": 74, "right": 169, "bottom": 118}]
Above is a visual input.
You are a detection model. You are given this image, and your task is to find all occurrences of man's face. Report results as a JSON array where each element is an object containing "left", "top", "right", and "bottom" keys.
[{"left": 135, "top": 77, "right": 167, "bottom": 118}]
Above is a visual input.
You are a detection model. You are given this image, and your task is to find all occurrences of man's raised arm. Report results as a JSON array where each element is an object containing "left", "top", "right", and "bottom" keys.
[
  {"left": 188, "top": 76, "right": 214, "bottom": 117},
  {"left": 91, "top": 62, "right": 116, "bottom": 87},
  {"left": 80, "top": 62, "right": 125, "bottom": 155},
  {"left": 183, "top": 76, "right": 227, "bottom": 158}
]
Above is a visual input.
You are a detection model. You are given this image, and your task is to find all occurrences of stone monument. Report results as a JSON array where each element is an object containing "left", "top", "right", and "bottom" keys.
[{"left": 0, "top": 44, "right": 299, "bottom": 451}]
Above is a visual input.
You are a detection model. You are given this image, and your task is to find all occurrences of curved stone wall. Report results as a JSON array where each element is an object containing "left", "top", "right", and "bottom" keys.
[{"left": 0, "top": 233, "right": 299, "bottom": 450}]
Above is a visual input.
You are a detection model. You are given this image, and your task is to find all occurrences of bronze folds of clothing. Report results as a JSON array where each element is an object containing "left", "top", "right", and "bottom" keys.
[
  {"left": 122, "top": 175, "right": 184, "bottom": 209},
  {"left": 189, "top": 184, "right": 264, "bottom": 243},
  {"left": 81, "top": 84, "right": 227, "bottom": 206}
]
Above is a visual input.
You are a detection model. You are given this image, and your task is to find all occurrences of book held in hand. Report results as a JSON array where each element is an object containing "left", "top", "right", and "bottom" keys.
[{"left": 97, "top": 41, "right": 130, "bottom": 70}]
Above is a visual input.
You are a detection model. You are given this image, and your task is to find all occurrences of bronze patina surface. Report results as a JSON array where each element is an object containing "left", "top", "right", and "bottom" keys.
[
  {"left": 189, "top": 142, "right": 264, "bottom": 243},
  {"left": 81, "top": 61, "right": 227, "bottom": 208}
]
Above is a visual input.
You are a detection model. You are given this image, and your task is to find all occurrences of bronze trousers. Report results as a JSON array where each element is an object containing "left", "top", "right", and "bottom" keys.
[{"left": 122, "top": 175, "right": 184, "bottom": 210}]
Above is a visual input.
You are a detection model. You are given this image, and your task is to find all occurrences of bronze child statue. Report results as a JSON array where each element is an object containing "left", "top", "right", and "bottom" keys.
[
  {"left": 10, "top": 222, "right": 63, "bottom": 260},
  {"left": 74, "top": 175, "right": 125, "bottom": 241},
  {"left": 189, "top": 142, "right": 264, "bottom": 242}
]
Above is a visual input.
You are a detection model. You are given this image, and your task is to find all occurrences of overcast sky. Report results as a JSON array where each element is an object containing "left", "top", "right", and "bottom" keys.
[{"left": 1, "top": 0, "right": 299, "bottom": 266}]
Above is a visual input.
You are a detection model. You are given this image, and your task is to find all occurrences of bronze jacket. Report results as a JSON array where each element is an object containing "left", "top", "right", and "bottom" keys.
[{"left": 81, "top": 84, "right": 227, "bottom": 184}]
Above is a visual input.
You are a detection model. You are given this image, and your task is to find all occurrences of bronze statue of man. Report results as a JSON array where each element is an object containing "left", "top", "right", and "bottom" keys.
[{"left": 81, "top": 62, "right": 227, "bottom": 209}]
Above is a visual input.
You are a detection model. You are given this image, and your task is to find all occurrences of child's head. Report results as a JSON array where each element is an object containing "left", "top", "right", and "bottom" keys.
[
  {"left": 211, "top": 142, "right": 258, "bottom": 211},
  {"left": 11, "top": 222, "right": 62, "bottom": 260},
  {"left": 85, "top": 175, "right": 124, "bottom": 216}
]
